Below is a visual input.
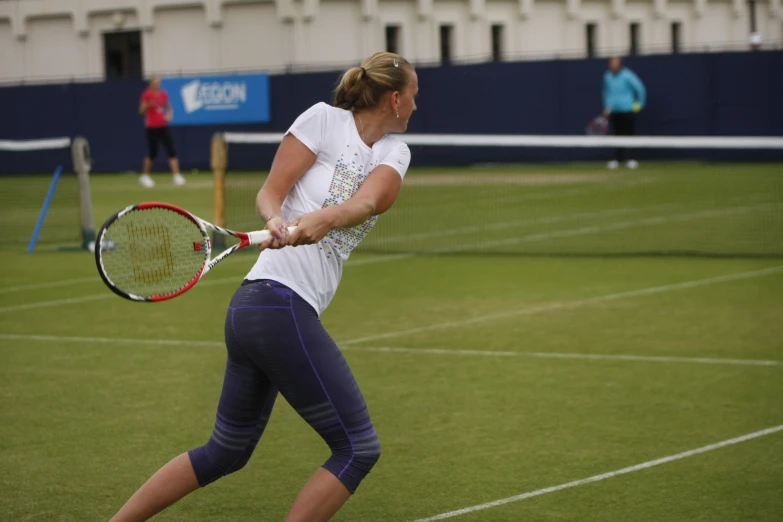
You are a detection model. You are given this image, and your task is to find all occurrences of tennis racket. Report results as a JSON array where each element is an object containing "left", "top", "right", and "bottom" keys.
[
  {"left": 95, "top": 202, "right": 295, "bottom": 302},
  {"left": 586, "top": 115, "right": 609, "bottom": 136}
]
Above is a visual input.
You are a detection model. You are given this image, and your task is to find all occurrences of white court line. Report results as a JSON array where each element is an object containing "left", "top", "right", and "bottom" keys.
[
  {"left": 346, "top": 346, "right": 783, "bottom": 367},
  {"left": 0, "top": 247, "right": 405, "bottom": 301},
  {"left": 0, "top": 333, "right": 222, "bottom": 348},
  {"left": 413, "top": 424, "right": 783, "bottom": 521},
  {"left": 347, "top": 253, "right": 415, "bottom": 266},
  {"left": 340, "top": 266, "right": 783, "bottom": 345},
  {"left": 0, "top": 275, "right": 242, "bottom": 313},
  {"left": 380, "top": 206, "right": 653, "bottom": 245},
  {"left": 3, "top": 198, "right": 774, "bottom": 298},
  {"left": 0, "top": 266, "right": 780, "bottom": 323},
  {"left": 2, "top": 203, "right": 777, "bottom": 311},
  {"left": 0, "top": 294, "right": 113, "bottom": 313},
  {"left": 0, "top": 254, "right": 411, "bottom": 313},
  {"left": 0, "top": 277, "right": 98, "bottom": 294},
  {"left": 1, "top": 334, "right": 781, "bottom": 368},
  {"left": 377, "top": 197, "right": 775, "bottom": 246},
  {"left": 430, "top": 203, "right": 781, "bottom": 255}
]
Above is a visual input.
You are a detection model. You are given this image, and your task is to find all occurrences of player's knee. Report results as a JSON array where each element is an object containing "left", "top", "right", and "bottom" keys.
[
  {"left": 352, "top": 432, "right": 381, "bottom": 471},
  {"left": 188, "top": 435, "right": 253, "bottom": 487},
  {"left": 224, "top": 449, "right": 252, "bottom": 475},
  {"left": 326, "top": 429, "right": 381, "bottom": 492}
]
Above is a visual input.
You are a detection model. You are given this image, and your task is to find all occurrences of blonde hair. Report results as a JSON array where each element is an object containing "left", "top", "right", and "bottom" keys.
[{"left": 333, "top": 52, "right": 413, "bottom": 112}]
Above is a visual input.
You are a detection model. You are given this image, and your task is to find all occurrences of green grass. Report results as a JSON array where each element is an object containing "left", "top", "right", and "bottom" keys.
[
  {"left": 1, "top": 163, "right": 782, "bottom": 521},
  {"left": 228, "top": 162, "right": 783, "bottom": 257}
]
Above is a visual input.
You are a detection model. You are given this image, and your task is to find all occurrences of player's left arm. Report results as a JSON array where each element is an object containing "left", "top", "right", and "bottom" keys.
[
  {"left": 321, "top": 141, "right": 410, "bottom": 227},
  {"left": 628, "top": 71, "right": 647, "bottom": 110},
  {"left": 164, "top": 93, "right": 174, "bottom": 122},
  {"left": 602, "top": 73, "right": 611, "bottom": 116},
  {"left": 326, "top": 165, "right": 403, "bottom": 226},
  {"left": 289, "top": 141, "right": 409, "bottom": 246},
  {"left": 288, "top": 166, "right": 402, "bottom": 246}
]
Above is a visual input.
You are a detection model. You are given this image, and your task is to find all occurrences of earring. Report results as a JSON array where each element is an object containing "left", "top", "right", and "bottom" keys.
[{"left": 396, "top": 109, "right": 399, "bottom": 119}]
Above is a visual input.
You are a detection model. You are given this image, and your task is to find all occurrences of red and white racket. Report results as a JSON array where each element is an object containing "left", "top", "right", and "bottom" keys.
[
  {"left": 95, "top": 202, "right": 294, "bottom": 302},
  {"left": 586, "top": 115, "right": 609, "bottom": 136}
]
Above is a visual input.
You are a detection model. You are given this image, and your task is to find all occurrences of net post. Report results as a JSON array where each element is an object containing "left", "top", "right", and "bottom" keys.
[
  {"left": 211, "top": 132, "right": 228, "bottom": 249},
  {"left": 72, "top": 136, "right": 95, "bottom": 251},
  {"left": 27, "top": 166, "right": 63, "bottom": 254}
]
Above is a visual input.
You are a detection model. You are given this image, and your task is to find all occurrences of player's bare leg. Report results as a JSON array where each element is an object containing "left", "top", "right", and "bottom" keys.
[
  {"left": 109, "top": 453, "right": 199, "bottom": 522},
  {"left": 285, "top": 468, "right": 352, "bottom": 522},
  {"left": 170, "top": 157, "right": 186, "bottom": 186},
  {"left": 139, "top": 157, "right": 155, "bottom": 188}
]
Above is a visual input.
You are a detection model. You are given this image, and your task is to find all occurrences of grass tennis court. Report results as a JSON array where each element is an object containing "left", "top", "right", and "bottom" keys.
[{"left": 1, "top": 163, "right": 782, "bottom": 521}]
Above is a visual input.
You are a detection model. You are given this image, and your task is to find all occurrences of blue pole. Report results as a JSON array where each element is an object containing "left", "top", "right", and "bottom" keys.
[{"left": 27, "top": 165, "right": 63, "bottom": 254}]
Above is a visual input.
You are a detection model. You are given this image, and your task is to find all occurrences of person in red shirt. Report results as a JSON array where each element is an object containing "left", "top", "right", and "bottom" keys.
[{"left": 139, "top": 76, "right": 185, "bottom": 187}]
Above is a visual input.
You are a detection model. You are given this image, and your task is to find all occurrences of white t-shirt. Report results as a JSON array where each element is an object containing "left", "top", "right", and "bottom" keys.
[{"left": 246, "top": 102, "right": 411, "bottom": 315}]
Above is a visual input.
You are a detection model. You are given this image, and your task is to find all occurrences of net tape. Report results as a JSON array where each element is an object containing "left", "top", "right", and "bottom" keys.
[
  {"left": 0, "top": 137, "right": 71, "bottom": 151},
  {"left": 222, "top": 133, "right": 783, "bottom": 149}
]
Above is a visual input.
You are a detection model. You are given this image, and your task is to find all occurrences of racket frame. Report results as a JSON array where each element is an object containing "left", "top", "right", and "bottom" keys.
[
  {"left": 95, "top": 202, "right": 282, "bottom": 302},
  {"left": 586, "top": 115, "right": 609, "bottom": 136}
]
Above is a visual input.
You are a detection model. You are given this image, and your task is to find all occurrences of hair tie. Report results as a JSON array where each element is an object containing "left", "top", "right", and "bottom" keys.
[{"left": 360, "top": 67, "right": 367, "bottom": 78}]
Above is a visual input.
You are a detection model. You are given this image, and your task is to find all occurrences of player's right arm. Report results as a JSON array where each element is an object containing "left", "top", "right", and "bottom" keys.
[
  {"left": 138, "top": 91, "right": 149, "bottom": 116},
  {"left": 256, "top": 134, "right": 316, "bottom": 248}
]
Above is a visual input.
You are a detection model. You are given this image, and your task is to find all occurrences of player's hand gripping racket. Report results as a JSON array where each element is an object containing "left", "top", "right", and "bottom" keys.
[{"left": 95, "top": 202, "right": 295, "bottom": 302}]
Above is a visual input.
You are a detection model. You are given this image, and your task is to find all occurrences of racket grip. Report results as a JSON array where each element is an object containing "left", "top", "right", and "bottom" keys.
[{"left": 246, "top": 226, "right": 297, "bottom": 245}]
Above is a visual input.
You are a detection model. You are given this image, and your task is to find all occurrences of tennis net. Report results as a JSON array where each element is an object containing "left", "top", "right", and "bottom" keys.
[
  {"left": 212, "top": 133, "right": 783, "bottom": 258},
  {"left": 0, "top": 137, "right": 95, "bottom": 251}
]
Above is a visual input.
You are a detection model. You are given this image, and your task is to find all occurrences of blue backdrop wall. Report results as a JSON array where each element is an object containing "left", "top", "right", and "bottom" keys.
[{"left": 2, "top": 50, "right": 782, "bottom": 174}]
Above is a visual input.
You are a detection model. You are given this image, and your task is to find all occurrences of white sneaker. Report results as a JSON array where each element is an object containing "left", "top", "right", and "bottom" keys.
[
  {"left": 173, "top": 173, "right": 186, "bottom": 186},
  {"left": 139, "top": 174, "right": 155, "bottom": 188},
  {"left": 607, "top": 160, "right": 619, "bottom": 170},
  {"left": 626, "top": 160, "right": 639, "bottom": 169}
]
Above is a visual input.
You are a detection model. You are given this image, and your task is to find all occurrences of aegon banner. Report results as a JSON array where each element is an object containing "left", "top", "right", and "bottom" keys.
[{"left": 161, "top": 74, "right": 270, "bottom": 126}]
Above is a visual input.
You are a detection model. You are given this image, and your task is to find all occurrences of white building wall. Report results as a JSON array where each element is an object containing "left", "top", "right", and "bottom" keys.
[
  {"left": 524, "top": 2, "right": 566, "bottom": 56},
  {"left": 25, "top": 15, "right": 87, "bottom": 81},
  {"left": 581, "top": 1, "right": 613, "bottom": 53},
  {"left": 146, "top": 6, "right": 220, "bottom": 74},
  {"left": 307, "top": 1, "right": 364, "bottom": 65},
  {"left": 486, "top": 2, "right": 516, "bottom": 60},
  {"left": 668, "top": 1, "right": 695, "bottom": 49},
  {"left": 378, "top": 0, "right": 420, "bottom": 59},
  {"left": 220, "top": 3, "right": 294, "bottom": 72},
  {"left": 0, "top": 0, "right": 781, "bottom": 85},
  {"left": 0, "top": 21, "right": 23, "bottom": 82}
]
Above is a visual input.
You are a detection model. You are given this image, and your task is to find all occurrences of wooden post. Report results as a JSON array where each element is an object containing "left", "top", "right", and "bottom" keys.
[{"left": 210, "top": 133, "right": 228, "bottom": 249}]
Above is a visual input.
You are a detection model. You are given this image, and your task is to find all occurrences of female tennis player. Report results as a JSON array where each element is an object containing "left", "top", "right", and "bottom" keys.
[{"left": 110, "top": 51, "right": 417, "bottom": 522}]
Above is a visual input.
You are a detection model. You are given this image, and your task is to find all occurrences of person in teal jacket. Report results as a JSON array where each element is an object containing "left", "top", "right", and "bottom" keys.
[{"left": 602, "top": 57, "right": 646, "bottom": 169}]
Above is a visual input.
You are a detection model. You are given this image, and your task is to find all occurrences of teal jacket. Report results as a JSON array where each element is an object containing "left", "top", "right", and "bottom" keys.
[{"left": 603, "top": 68, "right": 646, "bottom": 113}]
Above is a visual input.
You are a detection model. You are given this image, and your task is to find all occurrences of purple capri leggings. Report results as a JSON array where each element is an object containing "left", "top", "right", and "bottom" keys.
[{"left": 187, "top": 279, "right": 380, "bottom": 493}]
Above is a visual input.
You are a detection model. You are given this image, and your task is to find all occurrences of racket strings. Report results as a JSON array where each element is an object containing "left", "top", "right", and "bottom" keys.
[{"left": 100, "top": 207, "right": 207, "bottom": 297}]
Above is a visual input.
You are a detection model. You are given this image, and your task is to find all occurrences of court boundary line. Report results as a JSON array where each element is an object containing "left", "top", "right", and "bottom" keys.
[
  {"left": 0, "top": 334, "right": 780, "bottom": 368},
  {"left": 412, "top": 424, "right": 783, "bottom": 521},
  {"left": 1, "top": 265, "right": 781, "bottom": 333},
  {"left": 428, "top": 203, "right": 781, "bottom": 255},
  {"left": 345, "top": 346, "right": 783, "bottom": 367},
  {"left": 2, "top": 201, "right": 779, "bottom": 306},
  {"left": 340, "top": 265, "right": 783, "bottom": 345},
  {"left": 0, "top": 253, "right": 411, "bottom": 312},
  {"left": 0, "top": 277, "right": 99, "bottom": 295}
]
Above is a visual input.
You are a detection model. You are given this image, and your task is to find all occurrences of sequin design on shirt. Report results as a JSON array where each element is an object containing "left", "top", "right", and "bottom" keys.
[{"left": 322, "top": 155, "right": 377, "bottom": 259}]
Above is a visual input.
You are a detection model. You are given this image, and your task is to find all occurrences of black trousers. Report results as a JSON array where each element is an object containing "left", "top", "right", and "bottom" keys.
[
  {"left": 609, "top": 112, "right": 636, "bottom": 162},
  {"left": 145, "top": 127, "right": 177, "bottom": 160}
]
